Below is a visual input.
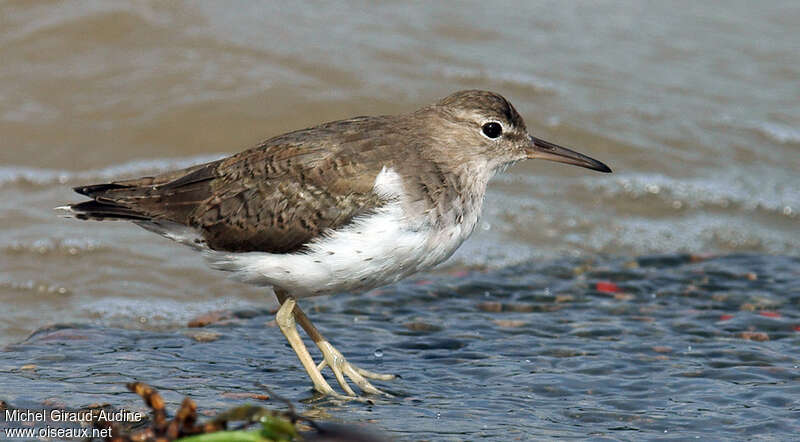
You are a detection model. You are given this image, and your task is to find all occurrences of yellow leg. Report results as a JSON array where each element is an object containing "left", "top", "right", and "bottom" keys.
[
  {"left": 274, "top": 296, "right": 336, "bottom": 396},
  {"left": 274, "top": 288, "right": 396, "bottom": 397}
]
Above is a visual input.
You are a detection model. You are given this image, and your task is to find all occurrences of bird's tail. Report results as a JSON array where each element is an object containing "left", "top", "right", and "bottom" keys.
[
  {"left": 56, "top": 183, "right": 152, "bottom": 221},
  {"left": 57, "top": 160, "right": 217, "bottom": 222}
]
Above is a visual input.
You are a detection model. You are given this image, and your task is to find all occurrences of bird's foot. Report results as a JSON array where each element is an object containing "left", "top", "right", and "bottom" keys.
[
  {"left": 274, "top": 294, "right": 397, "bottom": 399},
  {"left": 314, "top": 340, "right": 395, "bottom": 397}
]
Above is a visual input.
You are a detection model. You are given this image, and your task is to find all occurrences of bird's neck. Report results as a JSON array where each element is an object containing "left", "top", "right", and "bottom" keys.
[{"left": 431, "top": 159, "right": 495, "bottom": 230}]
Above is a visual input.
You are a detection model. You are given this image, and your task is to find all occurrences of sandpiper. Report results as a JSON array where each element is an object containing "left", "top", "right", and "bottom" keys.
[{"left": 61, "top": 90, "right": 611, "bottom": 398}]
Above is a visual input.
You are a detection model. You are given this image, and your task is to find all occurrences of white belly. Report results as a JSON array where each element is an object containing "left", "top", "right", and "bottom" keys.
[{"left": 205, "top": 167, "right": 480, "bottom": 297}]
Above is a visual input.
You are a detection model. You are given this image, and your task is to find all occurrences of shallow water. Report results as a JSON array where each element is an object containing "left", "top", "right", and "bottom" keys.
[
  {"left": 2, "top": 254, "right": 799, "bottom": 440},
  {"left": 0, "top": 1, "right": 798, "bottom": 440},
  {"left": 1, "top": 0, "right": 798, "bottom": 344}
]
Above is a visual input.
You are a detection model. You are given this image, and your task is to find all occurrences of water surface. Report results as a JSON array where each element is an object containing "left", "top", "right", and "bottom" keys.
[
  {"left": 0, "top": 1, "right": 798, "bottom": 440},
  {"left": 2, "top": 254, "right": 799, "bottom": 440}
]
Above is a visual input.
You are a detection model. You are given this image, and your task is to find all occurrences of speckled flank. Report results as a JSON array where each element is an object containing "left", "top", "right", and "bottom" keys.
[{"left": 205, "top": 167, "right": 482, "bottom": 297}]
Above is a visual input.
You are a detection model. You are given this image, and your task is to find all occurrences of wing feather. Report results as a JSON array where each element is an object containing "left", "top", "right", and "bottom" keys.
[{"left": 67, "top": 116, "right": 405, "bottom": 254}]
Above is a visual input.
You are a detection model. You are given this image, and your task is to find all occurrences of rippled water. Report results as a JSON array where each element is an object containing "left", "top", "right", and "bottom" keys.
[
  {"left": 2, "top": 255, "right": 799, "bottom": 440},
  {"left": 1, "top": 1, "right": 798, "bottom": 440}
]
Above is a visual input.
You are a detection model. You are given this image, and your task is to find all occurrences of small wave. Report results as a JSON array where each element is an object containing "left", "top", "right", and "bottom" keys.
[
  {"left": 716, "top": 115, "right": 800, "bottom": 145},
  {"left": 583, "top": 171, "right": 799, "bottom": 217},
  {"left": 438, "top": 66, "right": 558, "bottom": 94},
  {"left": 751, "top": 121, "right": 800, "bottom": 145},
  {"left": 0, "top": 154, "right": 227, "bottom": 188},
  {"left": 479, "top": 169, "right": 800, "bottom": 258}
]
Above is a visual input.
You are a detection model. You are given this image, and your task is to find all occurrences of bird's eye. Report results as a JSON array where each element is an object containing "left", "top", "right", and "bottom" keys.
[{"left": 481, "top": 122, "right": 502, "bottom": 139}]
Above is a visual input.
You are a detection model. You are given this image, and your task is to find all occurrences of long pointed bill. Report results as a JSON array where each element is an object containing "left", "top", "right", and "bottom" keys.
[{"left": 526, "top": 136, "right": 612, "bottom": 173}]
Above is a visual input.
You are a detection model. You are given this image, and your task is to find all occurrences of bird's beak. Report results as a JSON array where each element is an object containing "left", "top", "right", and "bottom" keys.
[{"left": 525, "top": 136, "right": 612, "bottom": 173}]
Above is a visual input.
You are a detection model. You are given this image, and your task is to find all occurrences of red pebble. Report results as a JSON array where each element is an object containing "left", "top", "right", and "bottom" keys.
[
  {"left": 719, "top": 314, "right": 734, "bottom": 321},
  {"left": 793, "top": 325, "right": 800, "bottom": 332},
  {"left": 759, "top": 311, "right": 781, "bottom": 318},
  {"left": 595, "top": 281, "right": 620, "bottom": 293}
]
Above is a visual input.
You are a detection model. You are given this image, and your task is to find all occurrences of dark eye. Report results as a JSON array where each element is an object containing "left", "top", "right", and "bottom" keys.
[{"left": 481, "top": 122, "right": 502, "bottom": 139}]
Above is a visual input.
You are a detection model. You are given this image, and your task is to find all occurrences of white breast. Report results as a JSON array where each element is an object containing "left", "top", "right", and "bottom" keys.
[{"left": 205, "top": 167, "right": 480, "bottom": 298}]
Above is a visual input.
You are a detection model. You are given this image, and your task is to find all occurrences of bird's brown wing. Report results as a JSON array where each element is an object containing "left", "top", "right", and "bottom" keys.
[{"left": 70, "top": 117, "right": 402, "bottom": 254}]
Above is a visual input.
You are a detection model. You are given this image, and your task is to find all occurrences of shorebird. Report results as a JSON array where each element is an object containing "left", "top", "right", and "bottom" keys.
[{"left": 61, "top": 90, "right": 611, "bottom": 398}]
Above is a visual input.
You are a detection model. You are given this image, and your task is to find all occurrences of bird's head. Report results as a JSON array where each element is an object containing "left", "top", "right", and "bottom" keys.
[{"left": 425, "top": 90, "right": 612, "bottom": 174}]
